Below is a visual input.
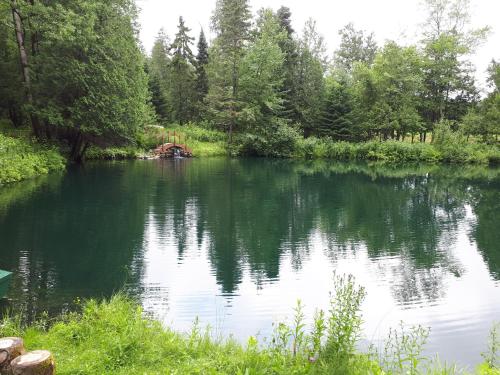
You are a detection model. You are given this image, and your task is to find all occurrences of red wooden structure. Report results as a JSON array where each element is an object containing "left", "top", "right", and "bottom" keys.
[{"left": 153, "top": 131, "right": 193, "bottom": 158}]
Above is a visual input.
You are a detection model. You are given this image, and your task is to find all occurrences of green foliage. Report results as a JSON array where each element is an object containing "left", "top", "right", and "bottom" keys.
[
  {"left": 3, "top": 275, "right": 497, "bottom": 373},
  {"left": 0, "top": 133, "right": 65, "bottom": 185},
  {"left": 239, "top": 9, "right": 286, "bottom": 132},
  {"left": 380, "top": 323, "right": 430, "bottom": 374},
  {"left": 482, "top": 323, "right": 500, "bottom": 370},
  {"left": 85, "top": 147, "right": 143, "bottom": 161},
  {"left": 334, "top": 23, "right": 378, "bottom": 73},
  {"left": 319, "top": 76, "right": 357, "bottom": 140},
  {"left": 169, "top": 17, "right": 197, "bottom": 125},
  {"left": 239, "top": 122, "right": 300, "bottom": 157},
  {"left": 323, "top": 274, "right": 366, "bottom": 371}
]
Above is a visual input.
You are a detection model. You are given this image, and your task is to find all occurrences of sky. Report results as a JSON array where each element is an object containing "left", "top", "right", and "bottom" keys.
[{"left": 136, "top": 0, "right": 500, "bottom": 92}]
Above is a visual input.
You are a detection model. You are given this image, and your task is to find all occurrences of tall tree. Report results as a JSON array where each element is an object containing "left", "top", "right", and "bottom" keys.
[
  {"left": 334, "top": 23, "right": 378, "bottom": 74},
  {"left": 195, "top": 29, "right": 210, "bottom": 116},
  {"left": 9, "top": 0, "right": 42, "bottom": 136},
  {"left": 420, "top": 0, "right": 489, "bottom": 137},
  {"left": 319, "top": 76, "right": 357, "bottom": 141},
  {"left": 276, "top": 6, "right": 299, "bottom": 123},
  {"left": 208, "top": 0, "right": 252, "bottom": 142},
  {"left": 16, "top": 0, "right": 151, "bottom": 161},
  {"left": 148, "top": 29, "right": 171, "bottom": 121},
  {"left": 239, "top": 9, "right": 286, "bottom": 132},
  {"left": 169, "top": 16, "right": 196, "bottom": 124},
  {"left": 0, "top": 3, "right": 24, "bottom": 127},
  {"left": 294, "top": 21, "right": 326, "bottom": 136},
  {"left": 355, "top": 42, "right": 424, "bottom": 141}
]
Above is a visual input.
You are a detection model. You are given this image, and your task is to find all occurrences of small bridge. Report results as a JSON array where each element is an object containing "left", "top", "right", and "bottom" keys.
[
  {"left": 153, "top": 131, "right": 193, "bottom": 158},
  {"left": 154, "top": 143, "right": 193, "bottom": 158}
]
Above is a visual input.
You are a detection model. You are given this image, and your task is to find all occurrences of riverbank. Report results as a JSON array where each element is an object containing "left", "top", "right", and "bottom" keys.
[
  {"left": 0, "top": 285, "right": 498, "bottom": 374},
  {"left": 86, "top": 124, "right": 500, "bottom": 164},
  {"left": 0, "top": 133, "right": 66, "bottom": 186},
  {"left": 1, "top": 121, "right": 499, "bottom": 186}
]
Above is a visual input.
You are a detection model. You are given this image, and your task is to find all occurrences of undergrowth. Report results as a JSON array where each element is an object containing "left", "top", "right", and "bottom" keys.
[{"left": 0, "top": 133, "right": 66, "bottom": 185}]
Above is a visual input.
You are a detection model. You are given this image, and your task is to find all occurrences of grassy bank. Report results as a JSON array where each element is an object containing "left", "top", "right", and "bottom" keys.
[
  {"left": 293, "top": 138, "right": 500, "bottom": 164},
  {"left": 1, "top": 276, "right": 498, "bottom": 374},
  {"left": 0, "top": 133, "right": 66, "bottom": 186}
]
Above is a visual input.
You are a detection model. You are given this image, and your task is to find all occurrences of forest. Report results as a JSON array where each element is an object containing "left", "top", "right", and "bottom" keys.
[{"left": 0, "top": 0, "right": 499, "bottom": 170}]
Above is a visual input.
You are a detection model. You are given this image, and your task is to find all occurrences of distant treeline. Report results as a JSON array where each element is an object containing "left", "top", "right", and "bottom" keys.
[{"left": 0, "top": 0, "right": 499, "bottom": 161}]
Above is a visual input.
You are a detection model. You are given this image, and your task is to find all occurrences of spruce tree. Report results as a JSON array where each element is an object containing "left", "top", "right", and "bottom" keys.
[
  {"left": 208, "top": 0, "right": 251, "bottom": 142},
  {"left": 320, "top": 79, "right": 356, "bottom": 140},
  {"left": 276, "top": 6, "right": 298, "bottom": 123},
  {"left": 148, "top": 30, "right": 171, "bottom": 121},
  {"left": 195, "top": 29, "right": 209, "bottom": 116},
  {"left": 169, "top": 16, "right": 196, "bottom": 124}
]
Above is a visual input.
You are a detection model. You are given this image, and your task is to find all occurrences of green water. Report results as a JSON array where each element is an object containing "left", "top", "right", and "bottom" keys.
[{"left": 0, "top": 159, "right": 499, "bottom": 366}]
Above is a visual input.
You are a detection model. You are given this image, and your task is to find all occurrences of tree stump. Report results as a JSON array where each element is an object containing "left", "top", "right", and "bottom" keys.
[
  {"left": 10, "top": 351, "right": 54, "bottom": 375},
  {"left": 0, "top": 337, "right": 26, "bottom": 374}
]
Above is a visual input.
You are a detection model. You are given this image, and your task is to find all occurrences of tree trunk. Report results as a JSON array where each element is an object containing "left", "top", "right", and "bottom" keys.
[
  {"left": 0, "top": 337, "right": 26, "bottom": 374},
  {"left": 11, "top": 0, "right": 41, "bottom": 138},
  {"left": 10, "top": 351, "right": 54, "bottom": 375},
  {"left": 70, "top": 132, "right": 85, "bottom": 163}
]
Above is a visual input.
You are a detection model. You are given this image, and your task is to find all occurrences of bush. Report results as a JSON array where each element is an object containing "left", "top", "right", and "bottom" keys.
[
  {"left": 0, "top": 134, "right": 66, "bottom": 185},
  {"left": 240, "top": 123, "right": 301, "bottom": 158}
]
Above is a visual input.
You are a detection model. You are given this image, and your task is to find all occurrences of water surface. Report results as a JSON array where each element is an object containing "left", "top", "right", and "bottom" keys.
[{"left": 0, "top": 159, "right": 499, "bottom": 367}]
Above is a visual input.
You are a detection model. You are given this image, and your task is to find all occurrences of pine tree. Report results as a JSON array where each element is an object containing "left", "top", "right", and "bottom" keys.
[{"left": 169, "top": 16, "right": 196, "bottom": 124}]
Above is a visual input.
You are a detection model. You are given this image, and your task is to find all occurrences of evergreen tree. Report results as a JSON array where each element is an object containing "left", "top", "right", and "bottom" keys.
[
  {"left": 169, "top": 16, "right": 196, "bottom": 124},
  {"left": 148, "top": 30, "right": 171, "bottom": 121},
  {"left": 276, "top": 6, "right": 298, "bottom": 123},
  {"left": 13, "top": 0, "right": 151, "bottom": 161},
  {"left": 195, "top": 29, "right": 210, "bottom": 116},
  {"left": 294, "top": 21, "right": 326, "bottom": 136},
  {"left": 320, "top": 77, "right": 357, "bottom": 141},
  {"left": 239, "top": 9, "right": 286, "bottom": 132},
  {"left": 208, "top": 0, "right": 251, "bottom": 142}
]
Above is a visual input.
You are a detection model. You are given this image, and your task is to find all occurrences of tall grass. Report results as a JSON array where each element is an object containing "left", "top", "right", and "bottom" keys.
[{"left": 1, "top": 275, "right": 498, "bottom": 374}]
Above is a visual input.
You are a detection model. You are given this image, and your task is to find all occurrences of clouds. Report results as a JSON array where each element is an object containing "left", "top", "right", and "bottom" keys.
[{"left": 136, "top": 0, "right": 499, "bottom": 90}]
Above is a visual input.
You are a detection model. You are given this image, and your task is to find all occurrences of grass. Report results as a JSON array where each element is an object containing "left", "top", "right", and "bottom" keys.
[
  {"left": 0, "top": 133, "right": 66, "bottom": 186},
  {"left": 0, "top": 275, "right": 498, "bottom": 374},
  {"left": 294, "top": 138, "right": 500, "bottom": 165}
]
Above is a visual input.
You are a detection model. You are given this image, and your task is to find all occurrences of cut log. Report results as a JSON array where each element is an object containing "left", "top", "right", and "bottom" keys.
[
  {"left": 0, "top": 337, "right": 25, "bottom": 373},
  {"left": 10, "top": 351, "right": 54, "bottom": 375}
]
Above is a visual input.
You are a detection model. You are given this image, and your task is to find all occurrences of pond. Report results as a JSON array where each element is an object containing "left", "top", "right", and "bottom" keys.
[{"left": 0, "top": 159, "right": 499, "bottom": 367}]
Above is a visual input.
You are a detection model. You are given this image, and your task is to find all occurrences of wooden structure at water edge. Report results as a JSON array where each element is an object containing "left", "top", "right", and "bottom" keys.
[
  {"left": 154, "top": 131, "right": 193, "bottom": 158},
  {"left": 0, "top": 337, "right": 55, "bottom": 375}
]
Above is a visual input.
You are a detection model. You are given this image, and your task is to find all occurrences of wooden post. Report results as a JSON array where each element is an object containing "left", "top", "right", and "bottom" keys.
[
  {"left": 10, "top": 351, "right": 54, "bottom": 375},
  {"left": 0, "top": 337, "right": 26, "bottom": 374}
]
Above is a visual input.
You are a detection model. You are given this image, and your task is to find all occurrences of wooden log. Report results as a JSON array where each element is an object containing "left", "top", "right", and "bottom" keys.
[
  {"left": 10, "top": 351, "right": 54, "bottom": 375},
  {"left": 0, "top": 337, "right": 25, "bottom": 374}
]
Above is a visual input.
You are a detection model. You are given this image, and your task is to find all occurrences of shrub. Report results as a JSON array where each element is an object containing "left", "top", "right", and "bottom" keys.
[
  {"left": 241, "top": 123, "right": 301, "bottom": 158},
  {"left": 0, "top": 134, "right": 66, "bottom": 185}
]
